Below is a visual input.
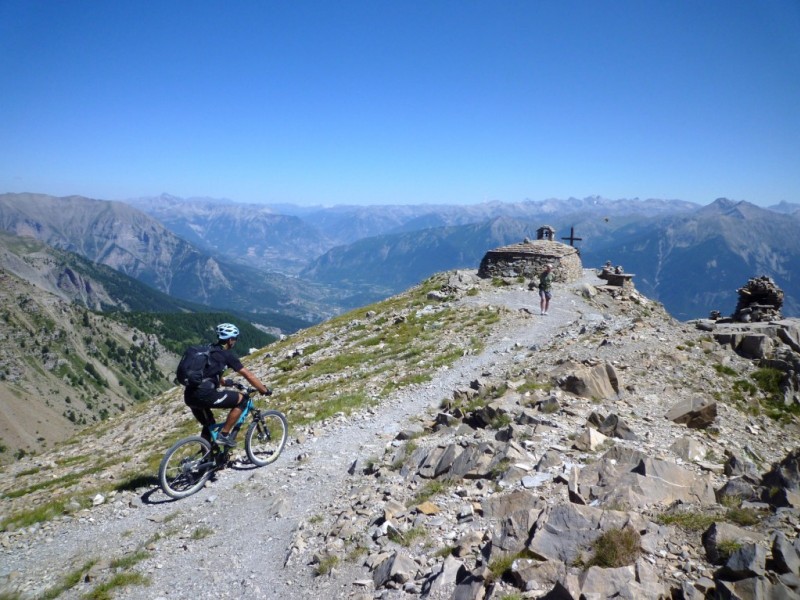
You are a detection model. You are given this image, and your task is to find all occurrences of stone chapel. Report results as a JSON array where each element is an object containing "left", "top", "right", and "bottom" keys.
[{"left": 477, "top": 225, "right": 583, "bottom": 282}]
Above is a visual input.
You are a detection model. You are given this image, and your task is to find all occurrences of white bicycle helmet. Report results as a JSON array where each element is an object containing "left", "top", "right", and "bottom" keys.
[{"left": 216, "top": 323, "right": 240, "bottom": 340}]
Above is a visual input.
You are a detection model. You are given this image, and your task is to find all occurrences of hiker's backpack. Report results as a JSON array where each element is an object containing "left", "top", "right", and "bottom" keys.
[{"left": 175, "top": 344, "right": 213, "bottom": 387}]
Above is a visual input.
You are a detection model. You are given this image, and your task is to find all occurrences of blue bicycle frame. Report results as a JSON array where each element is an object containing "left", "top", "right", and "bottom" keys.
[{"left": 207, "top": 393, "right": 254, "bottom": 445}]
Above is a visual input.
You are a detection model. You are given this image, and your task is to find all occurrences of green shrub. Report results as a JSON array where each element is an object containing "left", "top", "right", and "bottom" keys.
[
  {"left": 110, "top": 550, "right": 150, "bottom": 570},
  {"left": 490, "top": 413, "right": 513, "bottom": 429},
  {"left": 410, "top": 480, "right": 453, "bottom": 506},
  {"left": 726, "top": 506, "right": 762, "bottom": 527},
  {"left": 488, "top": 553, "right": 516, "bottom": 582},
  {"left": 714, "top": 364, "right": 737, "bottom": 376},
  {"left": 83, "top": 572, "right": 150, "bottom": 600},
  {"left": 517, "top": 378, "right": 552, "bottom": 394},
  {"left": 315, "top": 554, "right": 340, "bottom": 576},
  {"left": 655, "top": 511, "right": 716, "bottom": 531},
  {"left": 190, "top": 526, "right": 214, "bottom": 540},
  {"left": 717, "top": 540, "right": 743, "bottom": 562},
  {"left": 752, "top": 368, "right": 783, "bottom": 398},
  {"left": 388, "top": 526, "right": 426, "bottom": 547},
  {"left": 487, "top": 549, "right": 536, "bottom": 583},
  {"left": 585, "top": 527, "right": 641, "bottom": 568},
  {"left": 39, "top": 559, "right": 98, "bottom": 600}
]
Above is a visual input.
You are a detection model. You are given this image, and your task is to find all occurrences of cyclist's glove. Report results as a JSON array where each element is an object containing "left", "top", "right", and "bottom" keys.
[
  {"left": 223, "top": 378, "right": 235, "bottom": 387},
  {"left": 262, "top": 388, "right": 273, "bottom": 396}
]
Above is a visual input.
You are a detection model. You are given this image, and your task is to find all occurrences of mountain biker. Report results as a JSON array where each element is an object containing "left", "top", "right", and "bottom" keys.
[{"left": 184, "top": 323, "right": 270, "bottom": 448}]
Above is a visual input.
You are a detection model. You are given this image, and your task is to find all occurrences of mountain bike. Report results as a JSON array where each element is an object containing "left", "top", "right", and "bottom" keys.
[{"left": 158, "top": 385, "right": 288, "bottom": 499}]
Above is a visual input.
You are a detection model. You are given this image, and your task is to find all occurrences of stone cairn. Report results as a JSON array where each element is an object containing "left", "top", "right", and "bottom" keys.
[
  {"left": 597, "top": 260, "right": 636, "bottom": 288},
  {"left": 732, "top": 275, "right": 784, "bottom": 322}
]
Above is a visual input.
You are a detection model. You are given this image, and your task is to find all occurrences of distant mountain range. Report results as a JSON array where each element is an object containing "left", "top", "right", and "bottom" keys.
[
  {"left": 301, "top": 216, "right": 541, "bottom": 290},
  {"left": 0, "top": 193, "right": 329, "bottom": 328},
  {"left": 1, "top": 192, "right": 797, "bottom": 322},
  {"left": 126, "top": 194, "right": 330, "bottom": 275},
  {"left": 594, "top": 198, "right": 800, "bottom": 318},
  {"left": 767, "top": 201, "right": 800, "bottom": 215},
  {"left": 128, "top": 194, "right": 700, "bottom": 272}
]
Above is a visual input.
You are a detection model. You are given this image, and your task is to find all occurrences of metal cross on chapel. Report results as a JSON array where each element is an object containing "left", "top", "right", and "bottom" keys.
[{"left": 561, "top": 226, "right": 582, "bottom": 247}]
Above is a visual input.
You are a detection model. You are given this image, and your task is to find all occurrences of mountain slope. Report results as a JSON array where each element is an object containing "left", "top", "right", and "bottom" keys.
[
  {"left": 0, "top": 193, "right": 331, "bottom": 324},
  {"left": 0, "top": 234, "right": 279, "bottom": 461},
  {"left": 0, "top": 267, "right": 176, "bottom": 461},
  {"left": 595, "top": 199, "right": 800, "bottom": 318},
  {"left": 0, "top": 230, "right": 217, "bottom": 312},
  {"left": 2, "top": 270, "right": 799, "bottom": 599}
]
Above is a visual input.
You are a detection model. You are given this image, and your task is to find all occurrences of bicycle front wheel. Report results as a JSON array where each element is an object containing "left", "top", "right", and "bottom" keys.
[
  {"left": 245, "top": 410, "right": 288, "bottom": 467},
  {"left": 159, "top": 436, "right": 215, "bottom": 499}
]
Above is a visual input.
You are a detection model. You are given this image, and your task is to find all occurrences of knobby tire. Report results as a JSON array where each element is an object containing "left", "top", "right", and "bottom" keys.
[
  {"left": 159, "top": 436, "right": 215, "bottom": 499},
  {"left": 245, "top": 410, "right": 288, "bottom": 467}
]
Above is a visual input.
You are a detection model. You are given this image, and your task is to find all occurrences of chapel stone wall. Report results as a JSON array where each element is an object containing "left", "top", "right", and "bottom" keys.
[{"left": 477, "top": 239, "right": 583, "bottom": 282}]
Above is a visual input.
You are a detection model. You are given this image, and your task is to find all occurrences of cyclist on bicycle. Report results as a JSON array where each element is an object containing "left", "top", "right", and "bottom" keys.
[{"left": 184, "top": 323, "right": 270, "bottom": 448}]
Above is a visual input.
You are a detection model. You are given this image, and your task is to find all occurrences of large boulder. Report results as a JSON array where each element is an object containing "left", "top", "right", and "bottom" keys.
[
  {"left": 482, "top": 490, "right": 543, "bottom": 555},
  {"left": 574, "top": 453, "right": 717, "bottom": 509},
  {"left": 556, "top": 361, "right": 620, "bottom": 401},
  {"left": 702, "top": 522, "right": 766, "bottom": 565},
  {"left": 665, "top": 398, "right": 717, "bottom": 429},
  {"left": 559, "top": 560, "right": 670, "bottom": 599},
  {"left": 760, "top": 448, "right": 800, "bottom": 508},
  {"left": 372, "top": 551, "right": 419, "bottom": 588},
  {"left": 739, "top": 334, "right": 774, "bottom": 360},
  {"left": 527, "top": 503, "right": 647, "bottom": 564}
]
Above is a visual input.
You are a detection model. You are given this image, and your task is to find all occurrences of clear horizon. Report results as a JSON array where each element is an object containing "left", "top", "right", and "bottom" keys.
[{"left": 1, "top": 1, "right": 798, "bottom": 207}]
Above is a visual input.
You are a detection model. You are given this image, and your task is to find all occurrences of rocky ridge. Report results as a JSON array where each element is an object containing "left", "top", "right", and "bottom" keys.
[{"left": 1, "top": 270, "right": 799, "bottom": 599}]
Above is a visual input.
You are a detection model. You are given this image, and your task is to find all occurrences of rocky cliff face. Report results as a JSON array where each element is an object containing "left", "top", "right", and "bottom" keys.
[{"left": 1, "top": 270, "right": 798, "bottom": 599}]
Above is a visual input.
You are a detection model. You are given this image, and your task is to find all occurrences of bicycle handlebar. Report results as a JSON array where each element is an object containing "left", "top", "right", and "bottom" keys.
[{"left": 225, "top": 380, "right": 272, "bottom": 396}]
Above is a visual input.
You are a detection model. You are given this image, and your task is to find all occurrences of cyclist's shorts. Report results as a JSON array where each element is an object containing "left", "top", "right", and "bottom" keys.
[{"left": 185, "top": 386, "right": 246, "bottom": 410}]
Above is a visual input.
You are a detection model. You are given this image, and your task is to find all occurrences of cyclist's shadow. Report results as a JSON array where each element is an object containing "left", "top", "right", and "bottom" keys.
[
  {"left": 142, "top": 487, "right": 174, "bottom": 505},
  {"left": 116, "top": 474, "right": 176, "bottom": 505}
]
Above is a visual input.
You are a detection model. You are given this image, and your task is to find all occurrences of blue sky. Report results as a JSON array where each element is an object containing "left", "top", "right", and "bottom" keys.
[{"left": 1, "top": 1, "right": 798, "bottom": 207}]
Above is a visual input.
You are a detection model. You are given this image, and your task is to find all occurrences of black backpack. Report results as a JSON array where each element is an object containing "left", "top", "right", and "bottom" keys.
[{"left": 175, "top": 344, "right": 213, "bottom": 387}]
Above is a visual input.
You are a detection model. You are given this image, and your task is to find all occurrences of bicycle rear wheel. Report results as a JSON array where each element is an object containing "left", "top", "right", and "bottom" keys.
[
  {"left": 159, "top": 436, "right": 215, "bottom": 499},
  {"left": 245, "top": 410, "right": 288, "bottom": 467}
]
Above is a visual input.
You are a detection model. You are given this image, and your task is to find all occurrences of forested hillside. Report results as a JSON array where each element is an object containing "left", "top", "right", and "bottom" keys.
[{"left": 0, "top": 267, "right": 174, "bottom": 461}]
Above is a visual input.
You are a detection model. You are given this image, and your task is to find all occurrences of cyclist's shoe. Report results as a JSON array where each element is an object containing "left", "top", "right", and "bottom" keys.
[{"left": 216, "top": 431, "right": 237, "bottom": 448}]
